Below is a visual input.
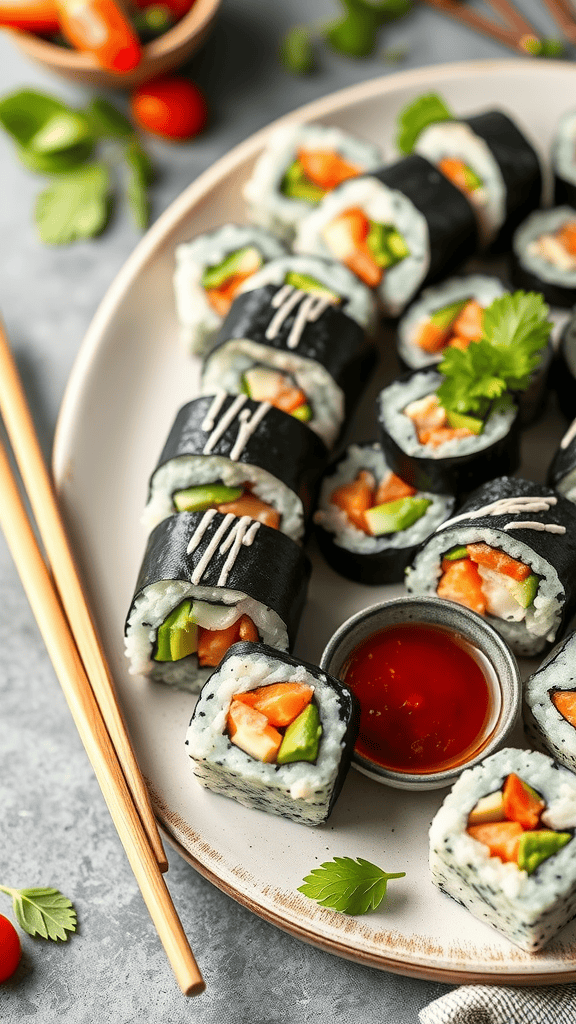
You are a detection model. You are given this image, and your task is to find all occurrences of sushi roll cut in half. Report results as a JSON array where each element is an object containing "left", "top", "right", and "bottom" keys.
[
  {"left": 142, "top": 392, "right": 328, "bottom": 541},
  {"left": 396, "top": 94, "right": 542, "bottom": 248},
  {"left": 524, "top": 632, "right": 576, "bottom": 773},
  {"left": 174, "top": 225, "right": 286, "bottom": 355},
  {"left": 406, "top": 477, "right": 576, "bottom": 657},
  {"left": 242, "top": 123, "right": 382, "bottom": 242},
  {"left": 125, "top": 510, "right": 311, "bottom": 692},
  {"left": 239, "top": 254, "right": 378, "bottom": 338},
  {"left": 512, "top": 207, "right": 576, "bottom": 308},
  {"left": 294, "top": 155, "right": 478, "bottom": 316},
  {"left": 201, "top": 283, "right": 376, "bottom": 448},
  {"left": 430, "top": 747, "right": 576, "bottom": 951},
  {"left": 314, "top": 442, "right": 455, "bottom": 584},
  {"left": 553, "top": 109, "right": 576, "bottom": 208},
  {"left": 185, "top": 641, "right": 360, "bottom": 825},
  {"left": 377, "top": 369, "right": 519, "bottom": 495}
]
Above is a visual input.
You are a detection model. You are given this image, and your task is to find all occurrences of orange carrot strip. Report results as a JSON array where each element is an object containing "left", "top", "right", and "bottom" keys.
[
  {"left": 467, "top": 821, "right": 524, "bottom": 862},
  {"left": 451, "top": 299, "right": 484, "bottom": 341},
  {"left": 374, "top": 472, "right": 416, "bottom": 504},
  {"left": 233, "top": 682, "right": 314, "bottom": 727},
  {"left": 552, "top": 690, "right": 576, "bottom": 728},
  {"left": 466, "top": 542, "right": 531, "bottom": 581},
  {"left": 503, "top": 773, "right": 545, "bottom": 830},
  {"left": 217, "top": 493, "right": 281, "bottom": 530},
  {"left": 297, "top": 148, "right": 361, "bottom": 191},
  {"left": 437, "top": 558, "right": 486, "bottom": 615},
  {"left": 557, "top": 222, "right": 576, "bottom": 257},
  {"left": 331, "top": 469, "right": 376, "bottom": 532}
]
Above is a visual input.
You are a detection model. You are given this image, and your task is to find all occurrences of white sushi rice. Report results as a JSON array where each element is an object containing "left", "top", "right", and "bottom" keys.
[
  {"left": 201, "top": 338, "right": 344, "bottom": 448},
  {"left": 185, "top": 650, "right": 351, "bottom": 825},
  {"left": 555, "top": 464, "right": 576, "bottom": 503},
  {"left": 397, "top": 275, "right": 506, "bottom": 370},
  {"left": 124, "top": 582, "right": 288, "bottom": 693},
  {"left": 553, "top": 110, "right": 576, "bottom": 188},
  {"left": 173, "top": 225, "right": 285, "bottom": 354},
  {"left": 414, "top": 121, "right": 506, "bottom": 245},
  {"left": 514, "top": 206, "right": 576, "bottom": 287},
  {"left": 243, "top": 123, "right": 383, "bottom": 242},
  {"left": 378, "top": 369, "right": 516, "bottom": 459},
  {"left": 143, "top": 454, "right": 304, "bottom": 541},
  {"left": 314, "top": 442, "right": 452, "bottom": 553},
  {"left": 429, "top": 746, "right": 576, "bottom": 951},
  {"left": 239, "top": 254, "right": 378, "bottom": 335},
  {"left": 524, "top": 632, "right": 576, "bottom": 772},
  {"left": 406, "top": 525, "right": 563, "bottom": 656},
  {"left": 294, "top": 175, "right": 430, "bottom": 316}
]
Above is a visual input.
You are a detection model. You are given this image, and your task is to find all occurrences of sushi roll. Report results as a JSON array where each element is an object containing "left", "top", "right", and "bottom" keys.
[
  {"left": 293, "top": 155, "right": 478, "bottom": 316},
  {"left": 406, "top": 476, "right": 576, "bottom": 657},
  {"left": 548, "top": 417, "right": 576, "bottom": 502},
  {"left": 550, "top": 311, "right": 576, "bottom": 421},
  {"left": 174, "top": 225, "right": 286, "bottom": 355},
  {"left": 430, "top": 746, "right": 576, "bottom": 951},
  {"left": 313, "top": 442, "right": 455, "bottom": 584},
  {"left": 376, "top": 369, "right": 520, "bottom": 495},
  {"left": 125, "top": 510, "right": 311, "bottom": 692},
  {"left": 524, "top": 631, "right": 576, "bottom": 773},
  {"left": 239, "top": 254, "right": 378, "bottom": 338},
  {"left": 553, "top": 109, "right": 576, "bottom": 207},
  {"left": 242, "top": 122, "right": 383, "bottom": 242},
  {"left": 512, "top": 207, "right": 576, "bottom": 308},
  {"left": 142, "top": 392, "right": 328, "bottom": 542},
  {"left": 185, "top": 641, "right": 360, "bottom": 825},
  {"left": 201, "top": 283, "right": 376, "bottom": 448}
]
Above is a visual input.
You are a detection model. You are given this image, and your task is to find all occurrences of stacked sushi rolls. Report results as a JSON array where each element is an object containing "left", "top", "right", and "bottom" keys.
[
  {"left": 185, "top": 641, "right": 360, "bottom": 825},
  {"left": 430, "top": 747, "right": 576, "bottom": 951},
  {"left": 242, "top": 122, "right": 383, "bottom": 242},
  {"left": 406, "top": 476, "right": 576, "bottom": 657},
  {"left": 314, "top": 442, "right": 455, "bottom": 584},
  {"left": 125, "top": 510, "right": 311, "bottom": 692},
  {"left": 524, "top": 632, "right": 576, "bottom": 772},
  {"left": 552, "top": 109, "right": 576, "bottom": 207},
  {"left": 173, "top": 225, "right": 286, "bottom": 355},
  {"left": 142, "top": 391, "right": 328, "bottom": 541},
  {"left": 512, "top": 207, "right": 576, "bottom": 307},
  {"left": 201, "top": 282, "right": 376, "bottom": 448},
  {"left": 294, "top": 155, "right": 478, "bottom": 316}
]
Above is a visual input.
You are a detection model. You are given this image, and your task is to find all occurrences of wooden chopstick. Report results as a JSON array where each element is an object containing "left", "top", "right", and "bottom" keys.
[
  {"left": 0, "top": 320, "right": 167, "bottom": 873},
  {"left": 0, "top": 436, "right": 205, "bottom": 996},
  {"left": 419, "top": 0, "right": 545, "bottom": 54},
  {"left": 539, "top": 0, "right": 576, "bottom": 44}
]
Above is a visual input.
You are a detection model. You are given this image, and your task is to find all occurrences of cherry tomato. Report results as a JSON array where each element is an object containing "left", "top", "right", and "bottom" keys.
[
  {"left": 130, "top": 77, "right": 207, "bottom": 140},
  {"left": 0, "top": 915, "right": 21, "bottom": 984}
]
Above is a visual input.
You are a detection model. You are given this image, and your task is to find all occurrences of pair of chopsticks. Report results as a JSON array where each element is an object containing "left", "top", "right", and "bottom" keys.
[
  {"left": 419, "top": 0, "right": 575, "bottom": 55},
  {"left": 0, "top": 318, "right": 204, "bottom": 997}
]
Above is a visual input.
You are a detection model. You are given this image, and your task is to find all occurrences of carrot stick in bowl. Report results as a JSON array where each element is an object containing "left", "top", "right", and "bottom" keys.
[{"left": 55, "top": 0, "right": 141, "bottom": 70}]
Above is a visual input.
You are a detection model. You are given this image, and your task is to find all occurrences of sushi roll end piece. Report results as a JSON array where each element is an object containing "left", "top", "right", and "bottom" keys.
[
  {"left": 523, "top": 631, "right": 576, "bottom": 773},
  {"left": 512, "top": 207, "right": 576, "bottom": 308}
]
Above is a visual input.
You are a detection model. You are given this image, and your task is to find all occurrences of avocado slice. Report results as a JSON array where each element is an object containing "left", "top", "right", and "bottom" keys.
[
  {"left": 507, "top": 573, "right": 539, "bottom": 609},
  {"left": 201, "top": 246, "right": 262, "bottom": 290},
  {"left": 276, "top": 702, "right": 322, "bottom": 764},
  {"left": 364, "top": 496, "right": 431, "bottom": 536},
  {"left": 290, "top": 403, "right": 312, "bottom": 422},
  {"left": 284, "top": 271, "right": 340, "bottom": 304},
  {"left": 173, "top": 484, "right": 243, "bottom": 513},
  {"left": 443, "top": 545, "right": 469, "bottom": 562},
  {"left": 386, "top": 228, "right": 410, "bottom": 262},
  {"left": 462, "top": 164, "right": 483, "bottom": 191},
  {"left": 281, "top": 160, "right": 326, "bottom": 202},
  {"left": 517, "top": 830, "right": 571, "bottom": 875},
  {"left": 446, "top": 409, "right": 485, "bottom": 434},
  {"left": 366, "top": 222, "right": 410, "bottom": 269},
  {"left": 429, "top": 298, "right": 468, "bottom": 331},
  {"left": 155, "top": 599, "right": 198, "bottom": 662}
]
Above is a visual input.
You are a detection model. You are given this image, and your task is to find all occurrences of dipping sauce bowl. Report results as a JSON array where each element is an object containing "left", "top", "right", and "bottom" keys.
[{"left": 320, "top": 596, "right": 521, "bottom": 791}]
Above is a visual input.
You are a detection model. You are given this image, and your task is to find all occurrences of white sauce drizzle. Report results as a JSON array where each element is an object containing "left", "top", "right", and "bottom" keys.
[
  {"left": 271, "top": 283, "right": 294, "bottom": 309},
  {"left": 436, "top": 495, "right": 559, "bottom": 533},
  {"left": 266, "top": 288, "right": 304, "bottom": 341},
  {"left": 189, "top": 512, "right": 235, "bottom": 585},
  {"left": 185, "top": 510, "right": 262, "bottom": 588},
  {"left": 186, "top": 507, "right": 217, "bottom": 555},
  {"left": 561, "top": 417, "right": 576, "bottom": 450},
  {"left": 202, "top": 393, "right": 272, "bottom": 461},
  {"left": 229, "top": 402, "right": 271, "bottom": 461},
  {"left": 286, "top": 293, "right": 331, "bottom": 350},
  {"left": 217, "top": 516, "right": 261, "bottom": 586},
  {"left": 504, "top": 521, "right": 566, "bottom": 534},
  {"left": 265, "top": 285, "right": 333, "bottom": 350},
  {"left": 202, "top": 393, "right": 248, "bottom": 454},
  {"left": 201, "top": 390, "right": 228, "bottom": 432}
]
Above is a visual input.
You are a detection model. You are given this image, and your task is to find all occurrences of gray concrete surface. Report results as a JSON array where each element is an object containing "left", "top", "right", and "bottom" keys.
[{"left": 0, "top": 3, "right": 567, "bottom": 1020}]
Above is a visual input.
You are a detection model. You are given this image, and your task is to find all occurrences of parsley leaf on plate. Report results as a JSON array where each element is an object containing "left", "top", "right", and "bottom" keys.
[
  {"left": 0, "top": 886, "right": 77, "bottom": 941},
  {"left": 396, "top": 92, "right": 453, "bottom": 154},
  {"left": 299, "top": 856, "right": 405, "bottom": 915},
  {"left": 35, "top": 162, "right": 111, "bottom": 245}
]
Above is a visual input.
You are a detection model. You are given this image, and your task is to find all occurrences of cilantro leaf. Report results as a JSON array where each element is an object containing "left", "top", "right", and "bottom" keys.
[
  {"left": 298, "top": 856, "right": 405, "bottom": 915},
  {"left": 0, "top": 90, "right": 92, "bottom": 154},
  {"left": 280, "top": 26, "right": 317, "bottom": 74},
  {"left": 396, "top": 92, "right": 453, "bottom": 154},
  {"left": 0, "top": 886, "right": 77, "bottom": 941},
  {"left": 86, "top": 97, "right": 134, "bottom": 140},
  {"left": 35, "top": 162, "right": 111, "bottom": 245},
  {"left": 125, "top": 140, "right": 154, "bottom": 230}
]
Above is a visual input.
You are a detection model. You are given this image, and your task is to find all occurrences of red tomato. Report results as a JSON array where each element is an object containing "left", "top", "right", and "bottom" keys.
[
  {"left": 0, "top": 915, "right": 21, "bottom": 984},
  {"left": 130, "top": 77, "right": 207, "bottom": 140}
]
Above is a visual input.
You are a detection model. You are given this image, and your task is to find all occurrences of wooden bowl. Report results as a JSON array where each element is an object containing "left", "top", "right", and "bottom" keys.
[{"left": 7, "top": 0, "right": 221, "bottom": 89}]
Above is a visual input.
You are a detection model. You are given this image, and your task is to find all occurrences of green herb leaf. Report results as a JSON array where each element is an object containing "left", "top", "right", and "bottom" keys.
[
  {"left": 16, "top": 140, "right": 94, "bottom": 175},
  {"left": 0, "top": 886, "right": 77, "bottom": 941},
  {"left": 280, "top": 25, "right": 317, "bottom": 74},
  {"left": 35, "top": 162, "right": 111, "bottom": 245},
  {"left": 298, "top": 856, "right": 405, "bottom": 915},
  {"left": 125, "top": 140, "right": 153, "bottom": 230},
  {"left": 0, "top": 90, "right": 92, "bottom": 154},
  {"left": 324, "top": 10, "right": 381, "bottom": 57},
  {"left": 86, "top": 97, "right": 135, "bottom": 140},
  {"left": 396, "top": 92, "right": 453, "bottom": 154},
  {"left": 349, "top": 0, "right": 412, "bottom": 20}
]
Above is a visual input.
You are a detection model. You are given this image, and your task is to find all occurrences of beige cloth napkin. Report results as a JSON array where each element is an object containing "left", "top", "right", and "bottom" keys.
[{"left": 419, "top": 985, "right": 576, "bottom": 1023}]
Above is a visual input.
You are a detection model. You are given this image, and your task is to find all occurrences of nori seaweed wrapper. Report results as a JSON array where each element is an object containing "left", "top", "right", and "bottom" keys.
[
  {"left": 205, "top": 283, "right": 376, "bottom": 412},
  {"left": 376, "top": 370, "right": 521, "bottom": 496},
  {"left": 548, "top": 424, "right": 576, "bottom": 492},
  {"left": 550, "top": 313, "right": 576, "bottom": 420},
  {"left": 126, "top": 511, "right": 311, "bottom": 646},
  {"left": 150, "top": 394, "right": 328, "bottom": 518},
  {"left": 554, "top": 175, "right": 576, "bottom": 209},
  {"left": 372, "top": 156, "right": 478, "bottom": 286},
  {"left": 463, "top": 111, "right": 542, "bottom": 251}
]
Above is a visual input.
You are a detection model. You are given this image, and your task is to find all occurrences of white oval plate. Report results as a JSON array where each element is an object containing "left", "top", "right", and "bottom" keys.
[{"left": 53, "top": 59, "right": 576, "bottom": 984}]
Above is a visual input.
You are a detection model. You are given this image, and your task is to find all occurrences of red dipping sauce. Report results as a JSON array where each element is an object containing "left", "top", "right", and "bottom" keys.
[{"left": 343, "top": 622, "right": 493, "bottom": 774}]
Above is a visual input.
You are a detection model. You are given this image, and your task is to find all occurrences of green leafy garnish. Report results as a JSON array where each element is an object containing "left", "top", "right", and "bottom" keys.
[
  {"left": 325, "top": 8, "right": 381, "bottom": 57},
  {"left": 279, "top": 26, "right": 317, "bottom": 74},
  {"left": 436, "top": 291, "right": 552, "bottom": 419},
  {"left": 16, "top": 141, "right": 94, "bottom": 175},
  {"left": 36, "top": 163, "right": 111, "bottom": 245},
  {"left": 396, "top": 92, "right": 454, "bottom": 154},
  {"left": 0, "top": 886, "right": 77, "bottom": 941},
  {"left": 0, "top": 90, "right": 93, "bottom": 154},
  {"left": 299, "top": 856, "right": 405, "bottom": 915},
  {"left": 86, "top": 97, "right": 134, "bottom": 140}
]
